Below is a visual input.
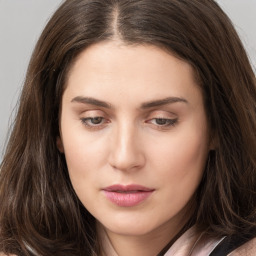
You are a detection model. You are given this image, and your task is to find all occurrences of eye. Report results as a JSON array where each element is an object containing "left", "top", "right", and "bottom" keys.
[
  {"left": 147, "top": 118, "right": 178, "bottom": 127},
  {"left": 80, "top": 116, "right": 107, "bottom": 127}
]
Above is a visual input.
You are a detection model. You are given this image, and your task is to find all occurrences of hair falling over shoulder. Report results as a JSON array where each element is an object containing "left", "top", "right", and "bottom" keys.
[{"left": 0, "top": 0, "right": 256, "bottom": 255}]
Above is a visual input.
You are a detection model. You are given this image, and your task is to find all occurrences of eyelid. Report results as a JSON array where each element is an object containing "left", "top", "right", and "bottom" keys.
[
  {"left": 146, "top": 117, "right": 178, "bottom": 127},
  {"left": 79, "top": 110, "right": 110, "bottom": 130},
  {"left": 80, "top": 116, "right": 110, "bottom": 130},
  {"left": 144, "top": 110, "right": 178, "bottom": 129},
  {"left": 145, "top": 110, "right": 177, "bottom": 119},
  {"left": 79, "top": 109, "right": 106, "bottom": 116}
]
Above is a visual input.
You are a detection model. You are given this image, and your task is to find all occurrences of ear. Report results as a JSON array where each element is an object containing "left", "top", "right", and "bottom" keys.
[{"left": 56, "top": 136, "right": 64, "bottom": 153}]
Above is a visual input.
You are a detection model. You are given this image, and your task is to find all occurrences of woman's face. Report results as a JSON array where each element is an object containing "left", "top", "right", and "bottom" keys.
[{"left": 59, "top": 41, "right": 211, "bottom": 240}]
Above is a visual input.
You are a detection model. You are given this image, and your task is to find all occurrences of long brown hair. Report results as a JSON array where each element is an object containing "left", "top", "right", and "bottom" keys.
[{"left": 1, "top": 0, "right": 256, "bottom": 255}]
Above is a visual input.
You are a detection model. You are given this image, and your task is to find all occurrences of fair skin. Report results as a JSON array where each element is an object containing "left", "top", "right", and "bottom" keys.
[{"left": 57, "top": 41, "right": 212, "bottom": 256}]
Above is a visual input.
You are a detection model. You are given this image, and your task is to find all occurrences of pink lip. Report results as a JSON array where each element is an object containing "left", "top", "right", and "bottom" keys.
[{"left": 102, "top": 184, "right": 154, "bottom": 207}]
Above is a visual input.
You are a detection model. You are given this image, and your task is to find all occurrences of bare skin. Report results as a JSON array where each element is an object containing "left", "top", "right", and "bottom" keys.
[{"left": 58, "top": 41, "right": 212, "bottom": 255}]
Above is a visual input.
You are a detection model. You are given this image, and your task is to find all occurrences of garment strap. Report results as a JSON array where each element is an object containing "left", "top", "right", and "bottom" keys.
[{"left": 209, "top": 232, "right": 256, "bottom": 255}]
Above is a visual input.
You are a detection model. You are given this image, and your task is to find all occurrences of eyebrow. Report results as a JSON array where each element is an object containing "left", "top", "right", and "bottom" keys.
[
  {"left": 140, "top": 97, "right": 188, "bottom": 109},
  {"left": 71, "top": 96, "right": 112, "bottom": 108},
  {"left": 71, "top": 96, "right": 188, "bottom": 109}
]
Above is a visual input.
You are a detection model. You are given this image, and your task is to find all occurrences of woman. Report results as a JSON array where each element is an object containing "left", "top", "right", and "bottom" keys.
[{"left": 0, "top": 0, "right": 256, "bottom": 255}]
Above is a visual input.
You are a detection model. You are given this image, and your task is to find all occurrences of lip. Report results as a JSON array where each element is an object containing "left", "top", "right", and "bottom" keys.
[{"left": 102, "top": 184, "right": 155, "bottom": 207}]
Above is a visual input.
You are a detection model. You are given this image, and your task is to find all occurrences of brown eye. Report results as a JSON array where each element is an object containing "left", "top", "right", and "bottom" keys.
[
  {"left": 81, "top": 117, "right": 105, "bottom": 126},
  {"left": 90, "top": 117, "right": 104, "bottom": 125},
  {"left": 155, "top": 118, "right": 169, "bottom": 125},
  {"left": 151, "top": 118, "right": 178, "bottom": 126}
]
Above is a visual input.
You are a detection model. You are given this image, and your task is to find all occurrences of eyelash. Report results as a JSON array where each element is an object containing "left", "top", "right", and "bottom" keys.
[
  {"left": 147, "top": 118, "right": 178, "bottom": 128},
  {"left": 80, "top": 117, "right": 108, "bottom": 128},
  {"left": 80, "top": 116, "right": 178, "bottom": 130}
]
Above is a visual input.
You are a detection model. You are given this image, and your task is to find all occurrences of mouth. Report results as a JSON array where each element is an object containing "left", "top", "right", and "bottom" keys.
[{"left": 102, "top": 184, "right": 155, "bottom": 207}]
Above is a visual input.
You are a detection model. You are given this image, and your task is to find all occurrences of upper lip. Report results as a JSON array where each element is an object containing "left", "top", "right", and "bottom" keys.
[{"left": 103, "top": 184, "right": 154, "bottom": 192}]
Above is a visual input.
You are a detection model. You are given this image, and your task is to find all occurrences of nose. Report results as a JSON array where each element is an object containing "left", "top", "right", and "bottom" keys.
[{"left": 108, "top": 122, "right": 145, "bottom": 172}]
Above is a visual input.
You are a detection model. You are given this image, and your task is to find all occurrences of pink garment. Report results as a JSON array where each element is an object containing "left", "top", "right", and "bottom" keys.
[
  {"left": 99, "top": 225, "right": 225, "bottom": 256},
  {"left": 164, "top": 226, "right": 224, "bottom": 255}
]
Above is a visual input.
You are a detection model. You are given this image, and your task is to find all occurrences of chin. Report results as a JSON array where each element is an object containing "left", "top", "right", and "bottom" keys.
[{"left": 102, "top": 218, "right": 159, "bottom": 236}]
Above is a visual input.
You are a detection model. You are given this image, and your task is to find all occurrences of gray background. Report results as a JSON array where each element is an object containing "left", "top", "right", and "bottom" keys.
[{"left": 0, "top": 0, "right": 256, "bottom": 162}]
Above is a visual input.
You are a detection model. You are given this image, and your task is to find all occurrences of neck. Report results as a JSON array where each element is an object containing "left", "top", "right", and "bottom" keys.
[{"left": 97, "top": 218, "right": 191, "bottom": 256}]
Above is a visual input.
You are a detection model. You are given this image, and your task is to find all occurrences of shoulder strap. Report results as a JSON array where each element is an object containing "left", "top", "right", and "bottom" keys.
[{"left": 209, "top": 233, "right": 256, "bottom": 256}]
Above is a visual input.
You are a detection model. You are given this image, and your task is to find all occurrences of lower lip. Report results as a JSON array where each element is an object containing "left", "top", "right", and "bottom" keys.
[{"left": 103, "top": 190, "right": 153, "bottom": 207}]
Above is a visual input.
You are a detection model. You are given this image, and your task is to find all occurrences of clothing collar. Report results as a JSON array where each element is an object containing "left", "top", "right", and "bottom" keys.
[{"left": 98, "top": 225, "right": 224, "bottom": 256}]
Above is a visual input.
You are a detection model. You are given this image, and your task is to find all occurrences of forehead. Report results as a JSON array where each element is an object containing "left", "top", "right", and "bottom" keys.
[
  {"left": 68, "top": 41, "right": 196, "bottom": 79},
  {"left": 64, "top": 41, "right": 202, "bottom": 107}
]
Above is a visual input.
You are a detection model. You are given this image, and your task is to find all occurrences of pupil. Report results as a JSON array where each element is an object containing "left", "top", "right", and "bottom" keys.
[
  {"left": 156, "top": 118, "right": 167, "bottom": 125},
  {"left": 92, "top": 117, "right": 102, "bottom": 124}
]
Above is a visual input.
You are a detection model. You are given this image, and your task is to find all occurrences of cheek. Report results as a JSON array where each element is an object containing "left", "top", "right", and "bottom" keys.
[
  {"left": 62, "top": 139, "right": 101, "bottom": 206},
  {"left": 60, "top": 123, "right": 107, "bottom": 188},
  {"left": 148, "top": 134, "right": 208, "bottom": 217},
  {"left": 149, "top": 123, "right": 209, "bottom": 189},
  {"left": 63, "top": 138, "right": 106, "bottom": 175}
]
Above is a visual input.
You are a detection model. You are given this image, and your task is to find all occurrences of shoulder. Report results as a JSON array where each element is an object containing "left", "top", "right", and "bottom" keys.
[{"left": 229, "top": 238, "right": 256, "bottom": 256}]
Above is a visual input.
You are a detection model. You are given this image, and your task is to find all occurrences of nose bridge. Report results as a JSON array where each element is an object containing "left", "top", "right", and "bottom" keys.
[{"left": 109, "top": 119, "right": 144, "bottom": 171}]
